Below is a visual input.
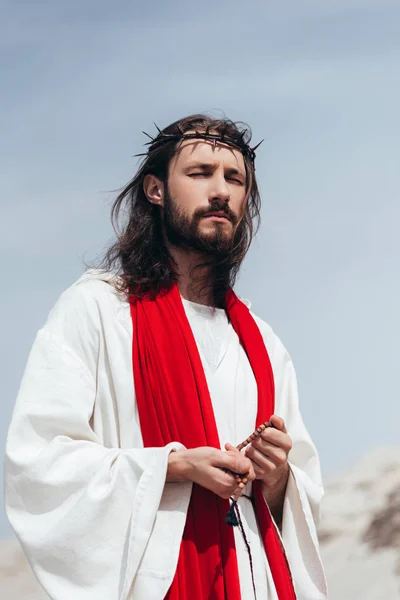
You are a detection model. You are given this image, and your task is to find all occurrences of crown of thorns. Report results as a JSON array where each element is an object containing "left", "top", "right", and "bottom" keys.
[{"left": 134, "top": 123, "right": 264, "bottom": 163}]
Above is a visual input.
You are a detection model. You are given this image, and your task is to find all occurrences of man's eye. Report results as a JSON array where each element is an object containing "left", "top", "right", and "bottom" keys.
[
  {"left": 189, "top": 172, "right": 206, "bottom": 177},
  {"left": 227, "top": 177, "right": 243, "bottom": 184}
]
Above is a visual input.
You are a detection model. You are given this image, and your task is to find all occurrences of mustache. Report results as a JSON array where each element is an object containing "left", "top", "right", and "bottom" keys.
[{"left": 194, "top": 201, "right": 238, "bottom": 225}]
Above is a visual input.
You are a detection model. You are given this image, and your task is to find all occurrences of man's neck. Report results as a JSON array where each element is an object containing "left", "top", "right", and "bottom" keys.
[{"left": 168, "top": 246, "right": 215, "bottom": 307}]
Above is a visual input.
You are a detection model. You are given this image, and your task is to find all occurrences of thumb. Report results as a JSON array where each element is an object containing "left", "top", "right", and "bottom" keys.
[
  {"left": 224, "top": 442, "right": 239, "bottom": 453},
  {"left": 270, "top": 414, "right": 287, "bottom": 433}
]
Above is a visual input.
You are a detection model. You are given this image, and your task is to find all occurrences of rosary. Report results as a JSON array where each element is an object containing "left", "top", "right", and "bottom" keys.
[
  {"left": 225, "top": 420, "right": 274, "bottom": 526},
  {"left": 224, "top": 421, "right": 275, "bottom": 600}
]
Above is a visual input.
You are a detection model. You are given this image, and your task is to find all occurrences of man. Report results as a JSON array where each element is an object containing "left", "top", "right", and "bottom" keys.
[{"left": 5, "top": 114, "right": 328, "bottom": 600}]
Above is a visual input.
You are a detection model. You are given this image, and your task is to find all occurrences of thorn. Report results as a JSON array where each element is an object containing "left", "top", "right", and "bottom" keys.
[
  {"left": 154, "top": 122, "right": 163, "bottom": 135},
  {"left": 142, "top": 131, "right": 154, "bottom": 141},
  {"left": 251, "top": 139, "right": 264, "bottom": 152}
]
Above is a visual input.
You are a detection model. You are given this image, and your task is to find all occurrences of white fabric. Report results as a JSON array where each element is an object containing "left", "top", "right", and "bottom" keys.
[{"left": 5, "top": 270, "right": 328, "bottom": 600}]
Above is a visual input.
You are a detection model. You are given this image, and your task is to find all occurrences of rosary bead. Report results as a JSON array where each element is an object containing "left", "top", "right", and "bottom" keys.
[{"left": 235, "top": 421, "right": 272, "bottom": 454}]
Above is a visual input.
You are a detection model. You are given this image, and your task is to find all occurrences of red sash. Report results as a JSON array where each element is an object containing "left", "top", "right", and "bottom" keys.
[{"left": 130, "top": 283, "right": 296, "bottom": 599}]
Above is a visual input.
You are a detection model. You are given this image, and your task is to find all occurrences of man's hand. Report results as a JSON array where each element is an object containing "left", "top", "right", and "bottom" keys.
[
  {"left": 167, "top": 445, "right": 255, "bottom": 500},
  {"left": 245, "top": 415, "right": 292, "bottom": 522}
]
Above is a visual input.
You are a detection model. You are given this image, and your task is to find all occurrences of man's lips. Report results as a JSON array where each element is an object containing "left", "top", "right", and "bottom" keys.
[{"left": 203, "top": 212, "right": 231, "bottom": 221}]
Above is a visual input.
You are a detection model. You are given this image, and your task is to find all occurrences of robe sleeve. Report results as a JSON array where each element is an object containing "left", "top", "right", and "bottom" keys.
[
  {"left": 4, "top": 284, "right": 190, "bottom": 600},
  {"left": 275, "top": 351, "right": 328, "bottom": 600}
]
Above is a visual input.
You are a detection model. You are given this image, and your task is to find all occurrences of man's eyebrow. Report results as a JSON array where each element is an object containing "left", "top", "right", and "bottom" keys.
[
  {"left": 184, "top": 162, "right": 216, "bottom": 171},
  {"left": 225, "top": 166, "right": 246, "bottom": 178},
  {"left": 184, "top": 162, "right": 246, "bottom": 178}
]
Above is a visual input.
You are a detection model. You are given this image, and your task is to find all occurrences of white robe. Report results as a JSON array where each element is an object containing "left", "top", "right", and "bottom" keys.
[{"left": 4, "top": 270, "right": 328, "bottom": 600}]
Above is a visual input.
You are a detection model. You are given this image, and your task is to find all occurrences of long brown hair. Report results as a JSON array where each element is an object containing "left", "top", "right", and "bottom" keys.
[{"left": 96, "top": 114, "right": 262, "bottom": 306}]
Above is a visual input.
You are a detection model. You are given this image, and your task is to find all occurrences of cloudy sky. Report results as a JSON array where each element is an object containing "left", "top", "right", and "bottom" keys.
[{"left": 1, "top": 0, "right": 399, "bottom": 538}]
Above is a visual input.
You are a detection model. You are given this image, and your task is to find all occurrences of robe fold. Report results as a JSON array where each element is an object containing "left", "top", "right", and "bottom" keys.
[{"left": 5, "top": 270, "right": 328, "bottom": 600}]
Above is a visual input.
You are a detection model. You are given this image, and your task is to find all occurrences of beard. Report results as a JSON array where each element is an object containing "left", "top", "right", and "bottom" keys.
[{"left": 163, "top": 187, "right": 240, "bottom": 257}]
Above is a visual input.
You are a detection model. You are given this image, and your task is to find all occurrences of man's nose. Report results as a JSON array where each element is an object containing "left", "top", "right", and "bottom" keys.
[{"left": 209, "top": 174, "right": 230, "bottom": 203}]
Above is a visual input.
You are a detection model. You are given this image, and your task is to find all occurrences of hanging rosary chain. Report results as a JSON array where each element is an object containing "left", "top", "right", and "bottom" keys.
[{"left": 224, "top": 421, "right": 275, "bottom": 598}]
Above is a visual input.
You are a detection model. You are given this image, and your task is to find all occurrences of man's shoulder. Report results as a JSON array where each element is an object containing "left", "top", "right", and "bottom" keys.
[
  {"left": 58, "top": 269, "right": 127, "bottom": 308},
  {"left": 44, "top": 269, "right": 128, "bottom": 334},
  {"left": 32, "top": 271, "right": 130, "bottom": 373}
]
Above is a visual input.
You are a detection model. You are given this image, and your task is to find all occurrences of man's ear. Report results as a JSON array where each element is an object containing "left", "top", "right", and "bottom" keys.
[{"left": 143, "top": 174, "right": 165, "bottom": 207}]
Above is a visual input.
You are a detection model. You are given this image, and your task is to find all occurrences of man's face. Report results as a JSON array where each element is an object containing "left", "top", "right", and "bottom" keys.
[{"left": 163, "top": 137, "right": 248, "bottom": 256}]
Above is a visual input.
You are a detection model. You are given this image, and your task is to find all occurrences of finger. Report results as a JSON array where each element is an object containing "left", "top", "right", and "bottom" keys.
[
  {"left": 254, "top": 431, "right": 292, "bottom": 454},
  {"left": 245, "top": 445, "right": 276, "bottom": 472},
  {"left": 233, "top": 468, "right": 254, "bottom": 486},
  {"left": 252, "top": 464, "right": 265, "bottom": 480},
  {"left": 246, "top": 462, "right": 256, "bottom": 482},
  {"left": 270, "top": 414, "right": 287, "bottom": 433},
  {"left": 214, "top": 448, "right": 252, "bottom": 475},
  {"left": 214, "top": 472, "right": 241, "bottom": 500},
  {"left": 232, "top": 455, "right": 253, "bottom": 476},
  {"left": 251, "top": 440, "right": 288, "bottom": 466},
  {"left": 232, "top": 485, "right": 244, "bottom": 501},
  {"left": 214, "top": 467, "right": 237, "bottom": 487},
  {"left": 225, "top": 443, "right": 255, "bottom": 481},
  {"left": 225, "top": 442, "right": 239, "bottom": 453}
]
